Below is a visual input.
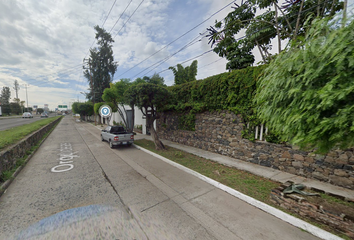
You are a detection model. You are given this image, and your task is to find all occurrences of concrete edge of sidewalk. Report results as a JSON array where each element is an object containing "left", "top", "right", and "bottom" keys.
[{"left": 133, "top": 144, "right": 342, "bottom": 240}]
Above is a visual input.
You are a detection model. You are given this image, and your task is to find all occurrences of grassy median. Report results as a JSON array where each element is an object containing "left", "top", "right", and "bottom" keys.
[{"left": 0, "top": 116, "right": 62, "bottom": 151}]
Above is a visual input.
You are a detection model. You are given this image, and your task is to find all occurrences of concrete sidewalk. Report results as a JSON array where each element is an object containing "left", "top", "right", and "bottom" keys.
[{"left": 132, "top": 134, "right": 354, "bottom": 202}]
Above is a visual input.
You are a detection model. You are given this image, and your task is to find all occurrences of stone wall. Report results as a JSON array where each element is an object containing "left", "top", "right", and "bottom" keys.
[
  {"left": 0, "top": 117, "right": 61, "bottom": 178},
  {"left": 270, "top": 182, "right": 354, "bottom": 238},
  {"left": 157, "top": 110, "right": 354, "bottom": 190}
]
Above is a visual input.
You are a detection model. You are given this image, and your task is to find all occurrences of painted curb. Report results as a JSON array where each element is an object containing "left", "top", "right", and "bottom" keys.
[{"left": 133, "top": 144, "right": 342, "bottom": 240}]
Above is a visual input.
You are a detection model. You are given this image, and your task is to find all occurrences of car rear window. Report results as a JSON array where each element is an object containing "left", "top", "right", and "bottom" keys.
[{"left": 110, "top": 126, "right": 126, "bottom": 134}]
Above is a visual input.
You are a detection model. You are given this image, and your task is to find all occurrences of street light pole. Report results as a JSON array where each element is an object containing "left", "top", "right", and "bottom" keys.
[{"left": 24, "top": 84, "right": 29, "bottom": 111}]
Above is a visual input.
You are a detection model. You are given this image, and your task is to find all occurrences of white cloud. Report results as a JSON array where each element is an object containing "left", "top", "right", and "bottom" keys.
[{"left": 0, "top": 0, "right": 243, "bottom": 109}]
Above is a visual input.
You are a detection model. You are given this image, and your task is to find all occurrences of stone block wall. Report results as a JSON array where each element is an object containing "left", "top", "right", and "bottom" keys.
[
  {"left": 270, "top": 183, "right": 354, "bottom": 238},
  {"left": 0, "top": 117, "right": 61, "bottom": 178},
  {"left": 157, "top": 110, "right": 354, "bottom": 190}
]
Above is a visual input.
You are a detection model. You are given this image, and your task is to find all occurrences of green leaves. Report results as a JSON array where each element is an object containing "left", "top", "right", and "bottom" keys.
[
  {"left": 124, "top": 83, "right": 171, "bottom": 115},
  {"left": 255, "top": 18, "right": 354, "bottom": 153}
]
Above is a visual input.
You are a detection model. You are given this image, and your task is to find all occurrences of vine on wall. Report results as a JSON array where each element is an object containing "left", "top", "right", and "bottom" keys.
[{"left": 162, "top": 65, "right": 280, "bottom": 141}]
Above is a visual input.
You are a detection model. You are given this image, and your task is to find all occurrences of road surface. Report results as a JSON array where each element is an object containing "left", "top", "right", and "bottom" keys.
[
  {"left": 0, "top": 114, "right": 56, "bottom": 131},
  {"left": 0, "top": 117, "right": 320, "bottom": 239}
]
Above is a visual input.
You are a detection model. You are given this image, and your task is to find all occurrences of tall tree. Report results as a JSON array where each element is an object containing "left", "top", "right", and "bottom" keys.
[
  {"left": 0, "top": 87, "right": 11, "bottom": 104},
  {"left": 84, "top": 25, "right": 118, "bottom": 104},
  {"left": 124, "top": 83, "right": 171, "bottom": 150},
  {"left": 207, "top": 0, "right": 343, "bottom": 70},
  {"left": 169, "top": 60, "right": 198, "bottom": 85}
]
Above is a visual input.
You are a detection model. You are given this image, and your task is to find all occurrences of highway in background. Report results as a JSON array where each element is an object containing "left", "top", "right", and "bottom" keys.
[{"left": 0, "top": 113, "right": 57, "bottom": 131}]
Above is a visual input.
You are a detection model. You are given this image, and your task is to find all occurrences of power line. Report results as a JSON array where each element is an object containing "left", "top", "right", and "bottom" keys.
[
  {"left": 129, "top": 32, "right": 206, "bottom": 79},
  {"left": 156, "top": 50, "right": 213, "bottom": 75},
  {"left": 101, "top": 0, "right": 117, "bottom": 28},
  {"left": 115, "top": 0, "right": 237, "bottom": 79},
  {"left": 112, "top": 0, "right": 145, "bottom": 39},
  {"left": 108, "top": 0, "right": 133, "bottom": 33}
]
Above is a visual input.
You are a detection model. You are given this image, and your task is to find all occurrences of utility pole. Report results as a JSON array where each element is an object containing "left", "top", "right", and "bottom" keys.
[
  {"left": 24, "top": 84, "right": 29, "bottom": 111},
  {"left": 13, "top": 80, "right": 20, "bottom": 100}
]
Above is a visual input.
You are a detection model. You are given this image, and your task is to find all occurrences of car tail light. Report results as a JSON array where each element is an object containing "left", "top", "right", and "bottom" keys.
[
  {"left": 131, "top": 135, "right": 134, "bottom": 140},
  {"left": 114, "top": 136, "right": 119, "bottom": 141}
]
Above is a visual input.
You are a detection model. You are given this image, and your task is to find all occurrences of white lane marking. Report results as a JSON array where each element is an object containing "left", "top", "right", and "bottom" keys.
[{"left": 51, "top": 143, "right": 79, "bottom": 173}]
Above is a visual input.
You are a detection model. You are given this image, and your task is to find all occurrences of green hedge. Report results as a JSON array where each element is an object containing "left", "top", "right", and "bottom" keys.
[
  {"left": 164, "top": 65, "right": 266, "bottom": 119},
  {"left": 161, "top": 65, "right": 268, "bottom": 138}
]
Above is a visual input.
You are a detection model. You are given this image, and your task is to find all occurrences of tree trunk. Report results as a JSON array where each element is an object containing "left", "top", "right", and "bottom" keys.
[
  {"left": 148, "top": 116, "right": 165, "bottom": 150},
  {"left": 255, "top": 40, "right": 267, "bottom": 63},
  {"left": 294, "top": 0, "right": 305, "bottom": 41}
]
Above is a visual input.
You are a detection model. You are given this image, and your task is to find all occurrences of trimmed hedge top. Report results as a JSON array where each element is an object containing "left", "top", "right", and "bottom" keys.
[{"left": 164, "top": 65, "right": 266, "bottom": 117}]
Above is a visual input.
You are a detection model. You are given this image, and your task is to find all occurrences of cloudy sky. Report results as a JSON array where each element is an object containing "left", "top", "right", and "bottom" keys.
[{"left": 0, "top": 0, "right": 239, "bottom": 109}]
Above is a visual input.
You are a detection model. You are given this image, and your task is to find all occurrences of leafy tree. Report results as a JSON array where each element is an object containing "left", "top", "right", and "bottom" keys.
[
  {"left": 169, "top": 60, "right": 198, "bottom": 85},
  {"left": 9, "top": 102, "right": 21, "bottom": 115},
  {"left": 0, "top": 87, "right": 11, "bottom": 104},
  {"left": 102, "top": 79, "right": 135, "bottom": 131},
  {"left": 144, "top": 73, "right": 166, "bottom": 86},
  {"left": 207, "top": 0, "right": 343, "bottom": 70},
  {"left": 72, "top": 102, "right": 94, "bottom": 121},
  {"left": 37, "top": 108, "right": 44, "bottom": 114},
  {"left": 84, "top": 25, "right": 118, "bottom": 104},
  {"left": 132, "top": 77, "right": 146, "bottom": 85},
  {"left": 2, "top": 104, "right": 11, "bottom": 115},
  {"left": 255, "top": 17, "right": 354, "bottom": 153},
  {"left": 124, "top": 83, "right": 171, "bottom": 150}
]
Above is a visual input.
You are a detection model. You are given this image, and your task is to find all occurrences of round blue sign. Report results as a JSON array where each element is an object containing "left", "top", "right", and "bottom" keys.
[{"left": 99, "top": 105, "right": 112, "bottom": 118}]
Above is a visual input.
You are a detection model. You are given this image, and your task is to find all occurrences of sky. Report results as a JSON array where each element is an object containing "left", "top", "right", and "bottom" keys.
[
  {"left": 0, "top": 0, "right": 351, "bottom": 110},
  {"left": 0, "top": 0, "right": 238, "bottom": 110}
]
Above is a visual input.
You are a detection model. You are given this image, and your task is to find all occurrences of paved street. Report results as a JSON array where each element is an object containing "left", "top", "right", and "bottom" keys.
[
  {"left": 0, "top": 114, "right": 56, "bottom": 131},
  {"left": 0, "top": 116, "right": 320, "bottom": 239}
]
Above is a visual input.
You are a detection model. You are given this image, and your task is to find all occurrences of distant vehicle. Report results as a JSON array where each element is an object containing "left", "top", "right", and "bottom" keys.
[
  {"left": 22, "top": 112, "right": 33, "bottom": 118},
  {"left": 41, "top": 113, "right": 48, "bottom": 118},
  {"left": 101, "top": 126, "right": 134, "bottom": 148},
  {"left": 62, "top": 113, "right": 66, "bottom": 116}
]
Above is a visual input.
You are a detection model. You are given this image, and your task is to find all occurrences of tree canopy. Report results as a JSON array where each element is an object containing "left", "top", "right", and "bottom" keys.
[
  {"left": 169, "top": 60, "right": 198, "bottom": 85},
  {"left": 124, "top": 83, "right": 171, "bottom": 149},
  {"left": 207, "top": 0, "right": 344, "bottom": 70},
  {"left": 255, "top": 17, "right": 354, "bottom": 153},
  {"left": 0, "top": 87, "right": 11, "bottom": 104},
  {"left": 84, "top": 25, "right": 118, "bottom": 103}
]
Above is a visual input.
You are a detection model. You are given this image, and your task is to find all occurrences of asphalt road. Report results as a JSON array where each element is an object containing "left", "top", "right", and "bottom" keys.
[
  {"left": 0, "top": 117, "right": 320, "bottom": 240},
  {"left": 0, "top": 114, "right": 56, "bottom": 131}
]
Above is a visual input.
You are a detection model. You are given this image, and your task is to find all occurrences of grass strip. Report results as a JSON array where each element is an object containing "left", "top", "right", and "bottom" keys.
[
  {"left": 0, "top": 117, "right": 62, "bottom": 184},
  {"left": 135, "top": 139, "right": 278, "bottom": 204},
  {"left": 134, "top": 139, "right": 352, "bottom": 240},
  {"left": 0, "top": 116, "right": 61, "bottom": 151}
]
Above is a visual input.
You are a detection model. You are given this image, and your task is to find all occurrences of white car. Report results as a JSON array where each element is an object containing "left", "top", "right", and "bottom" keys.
[{"left": 22, "top": 112, "right": 33, "bottom": 118}]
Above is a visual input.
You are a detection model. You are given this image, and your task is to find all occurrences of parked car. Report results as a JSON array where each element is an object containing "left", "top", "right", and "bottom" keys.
[
  {"left": 22, "top": 112, "right": 33, "bottom": 118},
  {"left": 101, "top": 126, "right": 134, "bottom": 148},
  {"left": 41, "top": 113, "right": 48, "bottom": 118}
]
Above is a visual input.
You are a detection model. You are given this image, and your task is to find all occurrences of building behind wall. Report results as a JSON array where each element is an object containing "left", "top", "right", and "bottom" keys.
[{"left": 109, "top": 106, "right": 155, "bottom": 135}]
